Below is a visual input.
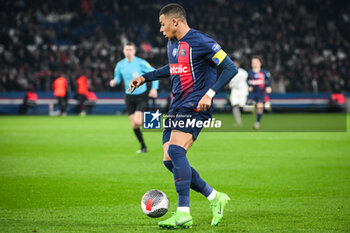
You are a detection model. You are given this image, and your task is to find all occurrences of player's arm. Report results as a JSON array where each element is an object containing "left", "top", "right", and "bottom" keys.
[
  {"left": 197, "top": 51, "right": 238, "bottom": 111},
  {"left": 128, "top": 64, "right": 170, "bottom": 94},
  {"left": 110, "top": 64, "right": 122, "bottom": 87},
  {"left": 265, "top": 71, "right": 272, "bottom": 93},
  {"left": 247, "top": 74, "right": 253, "bottom": 92}
]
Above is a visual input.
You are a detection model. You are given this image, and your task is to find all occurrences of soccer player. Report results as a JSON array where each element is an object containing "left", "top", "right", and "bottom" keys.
[
  {"left": 52, "top": 76, "right": 68, "bottom": 117},
  {"left": 128, "top": 4, "right": 238, "bottom": 229},
  {"left": 228, "top": 60, "right": 248, "bottom": 125},
  {"left": 247, "top": 56, "right": 272, "bottom": 129},
  {"left": 110, "top": 42, "right": 159, "bottom": 154},
  {"left": 76, "top": 75, "right": 89, "bottom": 116}
]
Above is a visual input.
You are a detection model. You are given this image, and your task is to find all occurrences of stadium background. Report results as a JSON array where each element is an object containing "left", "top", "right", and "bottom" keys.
[
  {"left": 0, "top": 0, "right": 349, "bottom": 232},
  {"left": 0, "top": 0, "right": 349, "bottom": 115}
]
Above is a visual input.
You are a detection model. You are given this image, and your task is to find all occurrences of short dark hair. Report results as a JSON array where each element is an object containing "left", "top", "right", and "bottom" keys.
[
  {"left": 159, "top": 3, "right": 187, "bottom": 21},
  {"left": 124, "top": 42, "right": 136, "bottom": 48},
  {"left": 252, "top": 55, "right": 263, "bottom": 64}
]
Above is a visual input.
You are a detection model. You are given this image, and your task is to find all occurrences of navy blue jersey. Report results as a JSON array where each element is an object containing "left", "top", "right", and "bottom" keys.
[
  {"left": 167, "top": 29, "right": 227, "bottom": 112},
  {"left": 247, "top": 69, "right": 271, "bottom": 92}
]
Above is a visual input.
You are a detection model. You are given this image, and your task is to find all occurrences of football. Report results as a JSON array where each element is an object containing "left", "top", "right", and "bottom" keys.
[{"left": 141, "top": 190, "right": 169, "bottom": 218}]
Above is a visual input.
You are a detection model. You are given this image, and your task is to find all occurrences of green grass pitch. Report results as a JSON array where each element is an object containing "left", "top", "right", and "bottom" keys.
[{"left": 0, "top": 114, "right": 349, "bottom": 232}]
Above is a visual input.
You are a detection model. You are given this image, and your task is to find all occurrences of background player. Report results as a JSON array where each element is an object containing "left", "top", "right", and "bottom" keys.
[
  {"left": 52, "top": 76, "right": 68, "bottom": 117},
  {"left": 110, "top": 42, "right": 159, "bottom": 154},
  {"left": 128, "top": 3, "right": 238, "bottom": 229},
  {"left": 247, "top": 56, "right": 272, "bottom": 129},
  {"left": 75, "top": 75, "right": 89, "bottom": 116},
  {"left": 228, "top": 60, "right": 248, "bottom": 125}
]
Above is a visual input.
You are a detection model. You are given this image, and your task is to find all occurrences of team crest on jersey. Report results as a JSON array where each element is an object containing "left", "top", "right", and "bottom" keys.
[
  {"left": 212, "top": 57, "right": 220, "bottom": 65},
  {"left": 180, "top": 49, "right": 186, "bottom": 57},
  {"left": 172, "top": 48, "right": 178, "bottom": 57},
  {"left": 211, "top": 43, "right": 221, "bottom": 52}
]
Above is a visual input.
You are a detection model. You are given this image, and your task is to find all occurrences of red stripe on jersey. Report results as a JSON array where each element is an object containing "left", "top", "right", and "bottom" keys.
[
  {"left": 177, "top": 42, "right": 193, "bottom": 93},
  {"left": 258, "top": 72, "right": 265, "bottom": 90},
  {"left": 146, "top": 198, "right": 152, "bottom": 211}
]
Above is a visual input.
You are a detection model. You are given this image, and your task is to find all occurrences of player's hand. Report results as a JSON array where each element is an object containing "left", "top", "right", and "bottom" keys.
[
  {"left": 148, "top": 89, "right": 158, "bottom": 98},
  {"left": 248, "top": 86, "right": 253, "bottom": 92},
  {"left": 128, "top": 76, "right": 146, "bottom": 94},
  {"left": 265, "top": 86, "right": 272, "bottom": 93},
  {"left": 109, "top": 80, "right": 117, "bottom": 87},
  {"left": 196, "top": 94, "right": 212, "bottom": 112}
]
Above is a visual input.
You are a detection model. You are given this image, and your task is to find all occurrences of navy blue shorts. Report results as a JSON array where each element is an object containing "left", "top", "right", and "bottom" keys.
[
  {"left": 250, "top": 92, "right": 265, "bottom": 104},
  {"left": 162, "top": 107, "right": 212, "bottom": 144}
]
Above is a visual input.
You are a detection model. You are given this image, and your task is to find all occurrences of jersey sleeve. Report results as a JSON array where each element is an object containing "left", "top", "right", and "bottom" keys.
[
  {"left": 114, "top": 63, "right": 122, "bottom": 85},
  {"left": 265, "top": 71, "right": 272, "bottom": 87},
  {"left": 247, "top": 71, "right": 253, "bottom": 87},
  {"left": 200, "top": 35, "right": 227, "bottom": 66}
]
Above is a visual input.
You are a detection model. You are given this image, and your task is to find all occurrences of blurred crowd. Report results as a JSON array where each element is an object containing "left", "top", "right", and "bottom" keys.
[{"left": 0, "top": 0, "right": 349, "bottom": 93}]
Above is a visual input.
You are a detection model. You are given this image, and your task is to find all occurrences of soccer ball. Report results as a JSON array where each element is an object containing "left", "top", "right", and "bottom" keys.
[{"left": 141, "top": 190, "right": 169, "bottom": 218}]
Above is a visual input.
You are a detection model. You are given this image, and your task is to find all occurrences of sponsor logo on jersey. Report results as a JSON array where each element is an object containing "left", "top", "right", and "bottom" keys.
[
  {"left": 250, "top": 79, "right": 264, "bottom": 85},
  {"left": 211, "top": 43, "right": 222, "bottom": 52},
  {"left": 170, "top": 64, "right": 190, "bottom": 75}
]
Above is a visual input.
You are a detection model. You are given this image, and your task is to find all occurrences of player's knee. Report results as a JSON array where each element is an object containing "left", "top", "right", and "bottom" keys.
[
  {"left": 131, "top": 121, "right": 137, "bottom": 129},
  {"left": 163, "top": 151, "right": 171, "bottom": 161},
  {"left": 131, "top": 118, "right": 141, "bottom": 128},
  {"left": 134, "top": 122, "right": 141, "bottom": 128},
  {"left": 168, "top": 144, "right": 186, "bottom": 160}
]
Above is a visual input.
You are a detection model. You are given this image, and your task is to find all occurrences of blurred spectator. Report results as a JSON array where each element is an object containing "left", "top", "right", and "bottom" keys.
[{"left": 0, "top": 0, "right": 349, "bottom": 93}]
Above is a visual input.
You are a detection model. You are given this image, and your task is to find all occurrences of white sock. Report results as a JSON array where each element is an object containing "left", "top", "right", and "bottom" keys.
[
  {"left": 233, "top": 106, "right": 242, "bottom": 124},
  {"left": 207, "top": 189, "right": 217, "bottom": 201},
  {"left": 177, "top": 206, "right": 190, "bottom": 212}
]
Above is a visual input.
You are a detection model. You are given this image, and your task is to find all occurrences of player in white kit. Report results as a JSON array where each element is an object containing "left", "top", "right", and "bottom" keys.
[{"left": 228, "top": 61, "right": 248, "bottom": 125}]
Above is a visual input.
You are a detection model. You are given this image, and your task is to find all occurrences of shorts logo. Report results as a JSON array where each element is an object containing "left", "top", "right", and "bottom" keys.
[
  {"left": 172, "top": 48, "right": 178, "bottom": 57},
  {"left": 143, "top": 110, "right": 161, "bottom": 129},
  {"left": 212, "top": 57, "right": 220, "bottom": 65},
  {"left": 211, "top": 43, "right": 221, "bottom": 52},
  {"left": 170, "top": 64, "right": 190, "bottom": 74},
  {"left": 180, "top": 49, "right": 186, "bottom": 57}
]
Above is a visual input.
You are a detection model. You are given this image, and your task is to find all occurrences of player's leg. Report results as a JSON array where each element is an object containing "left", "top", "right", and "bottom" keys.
[
  {"left": 125, "top": 94, "right": 146, "bottom": 153},
  {"left": 231, "top": 93, "right": 242, "bottom": 125},
  {"left": 128, "top": 112, "right": 147, "bottom": 153},
  {"left": 133, "top": 93, "right": 148, "bottom": 152},
  {"left": 163, "top": 141, "right": 214, "bottom": 197},
  {"left": 58, "top": 97, "right": 66, "bottom": 116},
  {"left": 254, "top": 101, "right": 264, "bottom": 129},
  {"left": 132, "top": 110, "right": 147, "bottom": 152},
  {"left": 232, "top": 104, "right": 242, "bottom": 125},
  {"left": 78, "top": 94, "right": 86, "bottom": 116},
  {"left": 159, "top": 130, "right": 193, "bottom": 229},
  {"left": 161, "top": 130, "right": 229, "bottom": 227}
]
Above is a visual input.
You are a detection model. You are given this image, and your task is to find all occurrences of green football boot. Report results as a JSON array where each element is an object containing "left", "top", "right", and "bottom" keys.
[
  {"left": 210, "top": 192, "right": 230, "bottom": 226},
  {"left": 158, "top": 210, "right": 193, "bottom": 229}
]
